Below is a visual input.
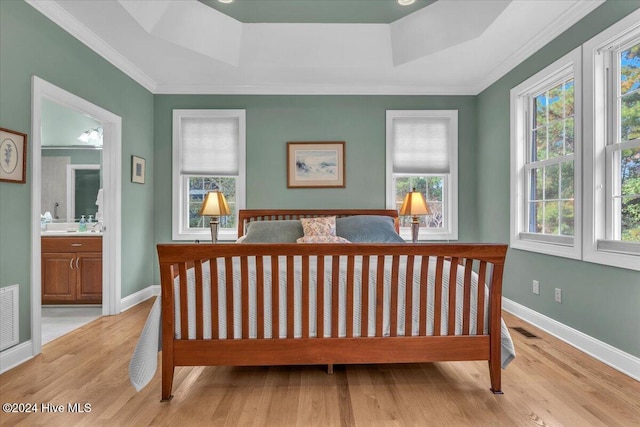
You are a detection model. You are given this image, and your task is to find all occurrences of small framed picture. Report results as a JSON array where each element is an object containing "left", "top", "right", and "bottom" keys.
[
  {"left": 287, "top": 141, "right": 345, "bottom": 188},
  {"left": 0, "top": 127, "right": 28, "bottom": 184},
  {"left": 131, "top": 155, "right": 145, "bottom": 184}
]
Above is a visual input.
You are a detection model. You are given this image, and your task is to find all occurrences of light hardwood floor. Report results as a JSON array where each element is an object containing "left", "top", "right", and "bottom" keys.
[{"left": 1, "top": 298, "right": 638, "bottom": 426}]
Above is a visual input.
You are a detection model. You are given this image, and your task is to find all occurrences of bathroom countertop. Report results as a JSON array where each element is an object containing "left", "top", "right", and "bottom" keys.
[{"left": 41, "top": 231, "right": 103, "bottom": 237}]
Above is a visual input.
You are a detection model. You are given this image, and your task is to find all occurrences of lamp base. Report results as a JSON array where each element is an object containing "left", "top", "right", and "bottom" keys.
[
  {"left": 410, "top": 216, "right": 420, "bottom": 243},
  {"left": 209, "top": 217, "right": 220, "bottom": 244}
]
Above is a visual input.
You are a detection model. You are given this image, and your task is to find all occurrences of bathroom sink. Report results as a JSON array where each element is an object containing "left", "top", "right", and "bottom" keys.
[
  {"left": 42, "top": 222, "right": 102, "bottom": 236},
  {"left": 42, "top": 230, "right": 102, "bottom": 236},
  {"left": 45, "top": 222, "right": 79, "bottom": 232}
]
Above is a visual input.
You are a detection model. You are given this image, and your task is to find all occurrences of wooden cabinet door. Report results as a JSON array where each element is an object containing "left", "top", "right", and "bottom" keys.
[
  {"left": 42, "top": 252, "right": 76, "bottom": 302},
  {"left": 76, "top": 252, "right": 102, "bottom": 303}
]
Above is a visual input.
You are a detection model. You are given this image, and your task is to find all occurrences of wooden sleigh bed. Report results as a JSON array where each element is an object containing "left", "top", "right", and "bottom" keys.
[{"left": 156, "top": 209, "right": 510, "bottom": 401}]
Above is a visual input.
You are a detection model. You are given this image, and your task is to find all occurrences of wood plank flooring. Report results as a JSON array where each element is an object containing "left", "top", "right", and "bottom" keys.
[{"left": 1, "top": 298, "right": 638, "bottom": 426}]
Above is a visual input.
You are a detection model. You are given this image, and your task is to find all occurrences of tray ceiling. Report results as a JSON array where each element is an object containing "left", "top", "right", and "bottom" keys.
[{"left": 26, "top": 0, "right": 604, "bottom": 95}]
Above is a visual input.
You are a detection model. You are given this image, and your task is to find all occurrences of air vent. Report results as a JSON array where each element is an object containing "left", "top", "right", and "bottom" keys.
[
  {"left": 512, "top": 326, "right": 539, "bottom": 339},
  {"left": 0, "top": 285, "right": 19, "bottom": 351}
]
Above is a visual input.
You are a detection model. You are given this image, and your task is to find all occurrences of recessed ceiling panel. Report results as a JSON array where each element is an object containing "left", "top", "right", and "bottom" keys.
[
  {"left": 391, "top": 0, "right": 510, "bottom": 66},
  {"left": 198, "top": 0, "right": 435, "bottom": 24}
]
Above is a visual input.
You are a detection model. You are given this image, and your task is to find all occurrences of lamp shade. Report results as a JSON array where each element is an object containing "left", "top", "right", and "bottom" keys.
[
  {"left": 399, "top": 189, "right": 430, "bottom": 216},
  {"left": 199, "top": 191, "right": 231, "bottom": 217}
]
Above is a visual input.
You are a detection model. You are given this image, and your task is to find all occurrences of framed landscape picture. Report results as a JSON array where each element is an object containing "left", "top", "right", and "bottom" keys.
[
  {"left": 0, "top": 127, "right": 28, "bottom": 184},
  {"left": 287, "top": 141, "right": 345, "bottom": 188}
]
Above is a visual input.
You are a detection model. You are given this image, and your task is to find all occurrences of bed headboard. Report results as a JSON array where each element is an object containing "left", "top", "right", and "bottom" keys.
[{"left": 238, "top": 209, "right": 400, "bottom": 237}]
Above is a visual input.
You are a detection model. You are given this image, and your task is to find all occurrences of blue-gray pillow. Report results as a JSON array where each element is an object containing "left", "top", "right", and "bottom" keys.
[
  {"left": 242, "top": 220, "right": 304, "bottom": 243},
  {"left": 336, "top": 215, "right": 405, "bottom": 243}
]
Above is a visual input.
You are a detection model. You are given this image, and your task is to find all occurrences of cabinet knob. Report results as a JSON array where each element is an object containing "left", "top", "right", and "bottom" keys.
[
  {"left": 71, "top": 243, "right": 82, "bottom": 247},
  {"left": 69, "top": 258, "right": 75, "bottom": 270}
]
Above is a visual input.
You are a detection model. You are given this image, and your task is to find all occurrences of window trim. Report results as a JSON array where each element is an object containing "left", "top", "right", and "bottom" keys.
[
  {"left": 583, "top": 9, "right": 640, "bottom": 271},
  {"left": 510, "top": 47, "right": 582, "bottom": 260},
  {"left": 172, "top": 109, "right": 246, "bottom": 241},
  {"left": 386, "top": 110, "right": 458, "bottom": 241}
]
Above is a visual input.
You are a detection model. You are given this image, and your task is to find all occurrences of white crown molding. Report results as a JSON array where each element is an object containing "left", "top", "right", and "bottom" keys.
[
  {"left": 473, "top": 0, "right": 605, "bottom": 94},
  {"left": 25, "top": 0, "right": 158, "bottom": 93},
  {"left": 503, "top": 297, "right": 640, "bottom": 382},
  {"left": 153, "top": 83, "right": 477, "bottom": 96}
]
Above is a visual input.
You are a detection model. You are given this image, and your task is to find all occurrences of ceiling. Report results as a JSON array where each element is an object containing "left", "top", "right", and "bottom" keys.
[
  {"left": 198, "top": 0, "right": 435, "bottom": 24},
  {"left": 26, "top": 0, "right": 604, "bottom": 95}
]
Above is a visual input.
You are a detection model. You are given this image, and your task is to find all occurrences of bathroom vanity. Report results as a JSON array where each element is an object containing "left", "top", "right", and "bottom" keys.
[{"left": 41, "top": 235, "right": 102, "bottom": 304}]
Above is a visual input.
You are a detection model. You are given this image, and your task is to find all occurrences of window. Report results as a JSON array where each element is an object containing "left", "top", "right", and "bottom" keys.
[
  {"left": 510, "top": 47, "right": 582, "bottom": 259},
  {"left": 386, "top": 110, "right": 458, "bottom": 240},
  {"left": 584, "top": 9, "right": 640, "bottom": 270},
  {"left": 172, "top": 109, "right": 246, "bottom": 241}
]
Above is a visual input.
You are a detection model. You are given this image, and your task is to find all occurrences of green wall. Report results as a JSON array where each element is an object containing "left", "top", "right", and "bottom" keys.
[
  {"left": 0, "top": 0, "right": 155, "bottom": 343},
  {"left": 477, "top": 0, "right": 640, "bottom": 357},
  {"left": 153, "top": 95, "right": 478, "bottom": 240}
]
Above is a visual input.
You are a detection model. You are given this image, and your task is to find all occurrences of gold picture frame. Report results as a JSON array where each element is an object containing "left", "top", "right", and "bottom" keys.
[
  {"left": 287, "top": 141, "right": 345, "bottom": 188},
  {"left": 0, "top": 127, "right": 28, "bottom": 184},
  {"left": 131, "top": 155, "right": 146, "bottom": 184}
]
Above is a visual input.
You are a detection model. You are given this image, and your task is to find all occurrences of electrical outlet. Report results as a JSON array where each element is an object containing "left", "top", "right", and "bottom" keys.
[
  {"left": 555, "top": 288, "right": 562, "bottom": 303},
  {"left": 532, "top": 280, "right": 540, "bottom": 295}
]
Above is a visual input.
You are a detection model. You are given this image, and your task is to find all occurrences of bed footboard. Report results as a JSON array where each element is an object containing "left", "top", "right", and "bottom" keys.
[{"left": 157, "top": 243, "right": 507, "bottom": 400}]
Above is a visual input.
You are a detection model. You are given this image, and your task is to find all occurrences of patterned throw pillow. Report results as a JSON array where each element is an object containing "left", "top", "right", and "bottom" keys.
[
  {"left": 297, "top": 216, "right": 350, "bottom": 243},
  {"left": 296, "top": 235, "right": 351, "bottom": 243},
  {"left": 299, "top": 216, "right": 337, "bottom": 237}
]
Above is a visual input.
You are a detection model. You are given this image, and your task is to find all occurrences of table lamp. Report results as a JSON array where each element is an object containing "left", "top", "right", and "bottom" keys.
[
  {"left": 199, "top": 191, "right": 231, "bottom": 243},
  {"left": 399, "top": 188, "right": 430, "bottom": 243}
]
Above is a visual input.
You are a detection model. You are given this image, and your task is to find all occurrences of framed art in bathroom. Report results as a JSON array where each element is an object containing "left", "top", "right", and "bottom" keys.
[
  {"left": 0, "top": 127, "right": 28, "bottom": 184},
  {"left": 131, "top": 155, "right": 145, "bottom": 184}
]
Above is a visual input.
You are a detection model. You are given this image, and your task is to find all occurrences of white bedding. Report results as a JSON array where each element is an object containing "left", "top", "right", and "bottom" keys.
[{"left": 130, "top": 256, "right": 515, "bottom": 391}]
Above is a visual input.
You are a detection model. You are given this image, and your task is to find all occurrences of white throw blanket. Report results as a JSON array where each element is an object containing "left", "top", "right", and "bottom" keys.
[{"left": 130, "top": 256, "right": 515, "bottom": 391}]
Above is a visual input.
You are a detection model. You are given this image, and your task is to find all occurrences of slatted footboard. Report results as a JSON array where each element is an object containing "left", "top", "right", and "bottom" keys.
[{"left": 157, "top": 243, "right": 507, "bottom": 401}]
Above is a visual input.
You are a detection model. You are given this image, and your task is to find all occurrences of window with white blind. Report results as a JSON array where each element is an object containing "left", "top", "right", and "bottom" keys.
[
  {"left": 510, "top": 48, "right": 582, "bottom": 259},
  {"left": 386, "top": 110, "right": 458, "bottom": 240},
  {"left": 172, "top": 109, "right": 246, "bottom": 241},
  {"left": 583, "top": 10, "right": 640, "bottom": 270}
]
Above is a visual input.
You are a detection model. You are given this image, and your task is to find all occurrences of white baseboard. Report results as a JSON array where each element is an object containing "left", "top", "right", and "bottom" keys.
[
  {"left": 503, "top": 297, "right": 640, "bottom": 382},
  {"left": 0, "top": 341, "right": 34, "bottom": 374},
  {"left": 120, "top": 285, "right": 160, "bottom": 312}
]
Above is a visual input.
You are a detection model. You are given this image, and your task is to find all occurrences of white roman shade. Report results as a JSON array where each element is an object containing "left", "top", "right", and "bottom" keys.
[
  {"left": 391, "top": 117, "right": 450, "bottom": 174},
  {"left": 180, "top": 116, "right": 239, "bottom": 176}
]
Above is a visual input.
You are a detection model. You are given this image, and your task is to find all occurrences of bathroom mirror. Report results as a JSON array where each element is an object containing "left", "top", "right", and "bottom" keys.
[
  {"left": 42, "top": 155, "right": 102, "bottom": 221},
  {"left": 68, "top": 165, "right": 101, "bottom": 220}
]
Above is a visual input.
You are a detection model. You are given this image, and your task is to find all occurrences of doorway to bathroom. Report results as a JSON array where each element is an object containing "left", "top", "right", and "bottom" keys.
[
  {"left": 31, "top": 76, "right": 122, "bottom": 355},
  {"left": 40, "top": 106, "right": 103, "bottom": 344}
]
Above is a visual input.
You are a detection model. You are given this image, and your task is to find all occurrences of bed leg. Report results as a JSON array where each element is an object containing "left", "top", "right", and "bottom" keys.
[
  {"left": 161, "top": 365, "right": 175, "bottom": 402},
  {"left": 327, "top": 364, "right": 334, "bottom": 375},
  {"left": 488, "top": 360, "right": 503, "bottom": 395}
]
